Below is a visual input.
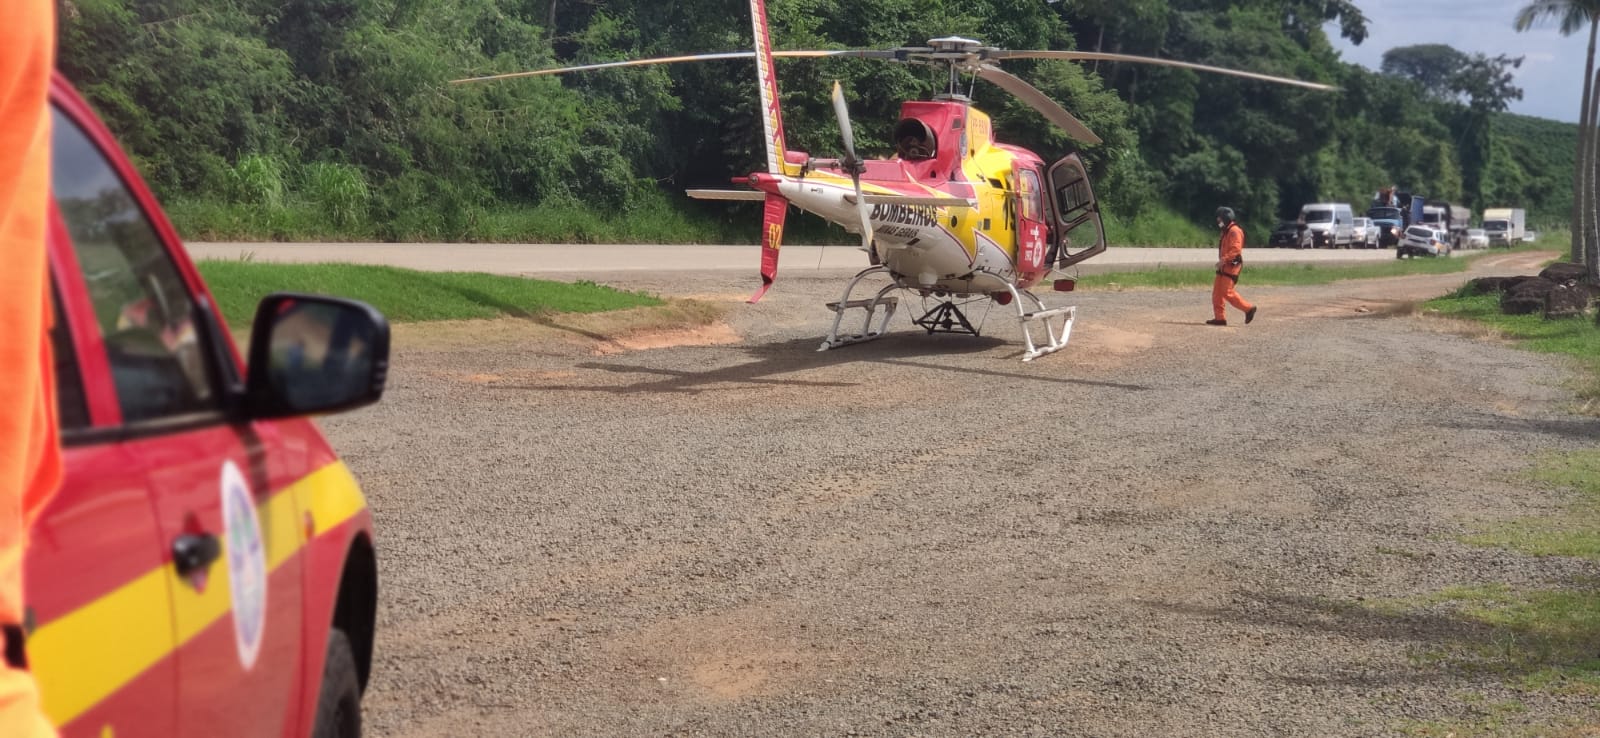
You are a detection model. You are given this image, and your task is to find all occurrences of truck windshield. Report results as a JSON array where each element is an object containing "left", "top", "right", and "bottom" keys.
[
  {"left": 1484, "top": 221, "right": 1508, "bottom": 230},
  {"left": 1367, "top": 208, "right": 1401, "bottom": 221},
  {"left": 1304, "top": 210, "right": 1333, "bottom": 223}
]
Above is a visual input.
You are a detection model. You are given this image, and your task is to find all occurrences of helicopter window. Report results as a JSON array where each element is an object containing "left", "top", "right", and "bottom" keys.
[
  {"left": 893, "top": 118, "right": 937, "bottom": 161},
  {"left": 1055, "top": 173, "right": 1092, "bottom": 221},
  {"left": 1018, "top": 170, "right": 1042, "bottom": 221}
]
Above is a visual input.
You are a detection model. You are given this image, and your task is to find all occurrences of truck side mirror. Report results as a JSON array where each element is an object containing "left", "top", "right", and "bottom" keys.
[{"left": 246, "top": 293, "right": 390, "bottom": 419}]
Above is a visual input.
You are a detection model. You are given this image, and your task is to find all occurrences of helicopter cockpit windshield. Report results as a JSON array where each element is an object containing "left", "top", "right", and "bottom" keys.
[{"left": 893, "top": 118, "right": 937, "bottom": 160}]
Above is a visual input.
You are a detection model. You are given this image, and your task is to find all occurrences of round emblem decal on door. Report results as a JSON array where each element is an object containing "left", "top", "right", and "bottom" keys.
[{"left": 221, "top": 460, "right": 268, "bottom": 670}]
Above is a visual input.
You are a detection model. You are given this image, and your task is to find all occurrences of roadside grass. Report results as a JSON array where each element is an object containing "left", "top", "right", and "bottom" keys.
[
  {"left": 1397, "top": 582, "right": 1600, "bottom": 697},
  {"left": 195, "top": 260, "right": 664, "bottom": 327},
  {"left": 1462, "top": 450, "right": 1600, "bottom": 563},
  {"left": 1077, "top": 252, "right": 1475, "bottom": 289},
  {"left": 1367, "top": 451, "right": 1600, "bottom": 735},
  {"left": 171, "top": 196, "right": 761, "bottom": 245},
  {"left": 1378, "top": 257, "right": 1600, "bottom": 734},
  {"left": 1397, "top": 696, "right": 1535, "bottom": 737},
  {"left": 1422, "top": 291, "right": 1600, "bottom": 413}
]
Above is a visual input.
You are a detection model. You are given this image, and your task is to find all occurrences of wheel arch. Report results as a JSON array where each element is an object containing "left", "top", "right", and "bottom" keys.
[{"left": 332, "top": 533, "right": 378, "bottom": 692}]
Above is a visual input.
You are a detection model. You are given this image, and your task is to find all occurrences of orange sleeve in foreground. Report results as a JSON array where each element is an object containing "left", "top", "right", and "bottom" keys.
[{"left": 0, "top": 1, "right": 62, "bottom": 734}]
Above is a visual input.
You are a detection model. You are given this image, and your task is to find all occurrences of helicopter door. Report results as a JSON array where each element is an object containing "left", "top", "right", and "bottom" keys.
[
  {"left": 1015, "top": 168, "right": 1048, "bottom": 276},
  {"left": 1044, "top": 154, "right": 1106, "bottom": 268}
]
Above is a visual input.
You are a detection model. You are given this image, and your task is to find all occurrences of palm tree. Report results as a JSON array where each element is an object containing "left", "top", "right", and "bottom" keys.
[{"left": 1515, "top": 0, "right": 1600, "bottom": 277}]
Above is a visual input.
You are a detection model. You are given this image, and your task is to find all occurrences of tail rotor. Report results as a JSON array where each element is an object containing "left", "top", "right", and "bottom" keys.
[{"left": 830, "top": 81, "right": 874, "bottom": 251}]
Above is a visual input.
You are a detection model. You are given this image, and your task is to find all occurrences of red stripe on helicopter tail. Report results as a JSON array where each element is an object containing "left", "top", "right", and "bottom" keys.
[{"left": 749, "top": 193, "right": 787, "bottom": 303}]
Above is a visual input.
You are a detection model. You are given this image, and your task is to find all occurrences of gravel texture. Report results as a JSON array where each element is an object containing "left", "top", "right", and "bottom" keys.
[{"left": 321, "top": 251, "right": 1600, "bottom": 736}]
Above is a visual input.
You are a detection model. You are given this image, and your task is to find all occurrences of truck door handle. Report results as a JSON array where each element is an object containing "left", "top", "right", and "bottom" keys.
[{"left": 172, "top": 533, "right": 221, "bottom": 576}]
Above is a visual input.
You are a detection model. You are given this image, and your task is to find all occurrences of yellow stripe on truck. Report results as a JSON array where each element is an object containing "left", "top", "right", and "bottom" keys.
[
  {"left": 30, "top": 569, "right": 174, "bottom": 725},
  {"left": 298, "top": 462, "right": 367, "bottom": 541},
  {"left": 30, "top": 461, "right": 367, "bottom": 728}
]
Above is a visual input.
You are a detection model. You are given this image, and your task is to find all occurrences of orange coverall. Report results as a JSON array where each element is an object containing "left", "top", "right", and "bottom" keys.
[
  {"left": 0, "top": 0, "right": 62, "bottom": 735},
  {"left": 1213, "top": 222, "right": 1254, "bottom": 322}
]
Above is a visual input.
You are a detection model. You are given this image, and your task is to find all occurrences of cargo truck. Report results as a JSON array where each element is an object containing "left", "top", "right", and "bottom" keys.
[
  {"left": 1368, "top": 188, "right": 1412, "bottom": 247},
  {"left": 1482, "top": 208, "right": 1526, "bottom": 247},
  {"left": 1421, "top": 203, "right": 1473, "bottom": 248}
]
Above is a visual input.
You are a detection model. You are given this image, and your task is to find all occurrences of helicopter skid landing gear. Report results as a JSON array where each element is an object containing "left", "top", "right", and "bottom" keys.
[
  {"left": 1008, "top": 285, "right": 1076, "bottom": 362},
  {"left": 820, "top": 267, "right": 900, "bottom": 351}
]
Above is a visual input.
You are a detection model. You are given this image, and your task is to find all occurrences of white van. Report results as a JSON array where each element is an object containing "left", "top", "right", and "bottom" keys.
[{"left": 1298, "top": 202, "right": 1356, "bottom": 248}]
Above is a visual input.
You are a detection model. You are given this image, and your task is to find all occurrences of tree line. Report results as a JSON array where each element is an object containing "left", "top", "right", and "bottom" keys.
[{"left": 56, "top": 0, "right": 1579, "bottom": 244}]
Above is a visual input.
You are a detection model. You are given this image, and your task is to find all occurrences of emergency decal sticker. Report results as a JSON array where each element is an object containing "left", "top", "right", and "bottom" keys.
[{"left": 221, "top": 460, "right": 267, "bottom": 670}]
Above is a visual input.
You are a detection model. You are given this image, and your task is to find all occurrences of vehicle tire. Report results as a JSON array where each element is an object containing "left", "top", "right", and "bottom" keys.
[{"left": 313, "top": 629, "right": 363, "bottom": 738}]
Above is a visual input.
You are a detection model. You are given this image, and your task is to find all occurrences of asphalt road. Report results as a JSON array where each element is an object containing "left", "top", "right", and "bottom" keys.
[{"left": 186, "top": 241, "right": 1407, "bottom": 276}]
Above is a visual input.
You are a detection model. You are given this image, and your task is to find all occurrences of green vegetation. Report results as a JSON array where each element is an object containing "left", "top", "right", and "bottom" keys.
[
  {"left": 169, "top": 192, "right": 763, "bottom": 245},
  {"left": 1399, "top": 695, "right": 1537, "bottom": 737},
  {"left": 1407, "top": 582, "right": 1600, "bottom": 695},
  {"left": 58, "top": 1, "right": 1578, "bottom": 246},
  {"left": 1375, "top": 258, "right": 1600, "bottom": 728},
  {"left": 195, "top": 261, "right": 663, "bottom": 325},
  {"left": 1080, "top": 251, "right": 1483, "bottom": 289},
  {"left": 1372, "top": 451, "right": 1600, "bottom": 735},
  {"left": 1101, "top": 206, "right": 1215, "bottom": 248},
  {"left": 1424, "top": 288, "right": 1600, "bottom": 410},
  {"left": 1485, "top": 115, "right": 1580, "bottom": 229},
  {"left": 1462, "top": 451, "right": 1600, "bottom": 561}
]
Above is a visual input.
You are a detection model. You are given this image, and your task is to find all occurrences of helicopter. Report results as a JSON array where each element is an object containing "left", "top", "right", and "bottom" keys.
[{"left": 453, "top": 0, "right": 1333, "bottom": 361}]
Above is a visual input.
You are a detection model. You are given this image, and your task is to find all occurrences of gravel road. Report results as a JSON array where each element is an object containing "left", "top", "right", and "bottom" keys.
[{"left": 322, "top": 250, "right": 1600, "bottom": 736}]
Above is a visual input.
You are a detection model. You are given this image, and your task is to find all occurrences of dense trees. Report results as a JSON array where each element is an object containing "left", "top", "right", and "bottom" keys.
[{"left": 55, "top": 0, "right": 1579, "bottom": 244}]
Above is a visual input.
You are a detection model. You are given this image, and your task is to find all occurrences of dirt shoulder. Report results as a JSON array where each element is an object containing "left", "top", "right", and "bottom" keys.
[{"left": 326, "top": 249, "right": 1600, "bottom": 737}]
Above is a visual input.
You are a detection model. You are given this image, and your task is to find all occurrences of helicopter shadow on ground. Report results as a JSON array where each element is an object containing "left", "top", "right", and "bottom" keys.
[{"left": 493, "top": 332, "right": 1153, "bottom": 396}]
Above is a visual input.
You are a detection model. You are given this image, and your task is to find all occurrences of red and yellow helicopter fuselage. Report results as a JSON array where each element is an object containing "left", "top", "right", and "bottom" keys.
[{"left": 745, "top": 100, "right": 1061, "bottom": 297}]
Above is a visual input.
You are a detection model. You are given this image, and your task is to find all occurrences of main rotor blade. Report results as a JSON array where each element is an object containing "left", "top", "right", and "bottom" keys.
[
  {"left": 973, "top": 66, "right": 1102, "bottom": 145},
  {"left": 988, "top": 50, "right": 1337, "bottom": 91},
  {"left": 451, "top": 49, "right": 899, "bottom": 85}
]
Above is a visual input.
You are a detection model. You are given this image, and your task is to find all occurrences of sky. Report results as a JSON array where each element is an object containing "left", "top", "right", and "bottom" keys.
[{"left": 1327, "top": 1, "right": 1590, "bottom": 122}]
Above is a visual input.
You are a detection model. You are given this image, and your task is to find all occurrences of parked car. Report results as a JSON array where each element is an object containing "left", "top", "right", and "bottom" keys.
[
  {"left": 1525, "top": 229, "right": 1540, "bottom": 243},
  {"left": 1299, "top": 202, "right": 1356, "bottom": 248},
  {"left": 1465, "top": 228, "right": 1489, "bottom": 249},
  {"left": 1351, "top": 216, "right": 1379, "bottom": 248},
  {"left": 1398, "top": 225, "right": 1449, "bottom": 258},
  {"left": 1268, "top": 221, "right": 1302, "bottom": 248},
  {"left": 29, "top": 73, "right": 388, "bottom": 738}
]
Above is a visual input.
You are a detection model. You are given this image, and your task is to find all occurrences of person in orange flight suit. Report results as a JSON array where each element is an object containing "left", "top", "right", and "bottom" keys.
[
  {"left": 0, "top": 0, "right": 63, "bottom": 736},
  {"left": 1207, "top": 206, "right": 1257, "bottom": 327}
]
